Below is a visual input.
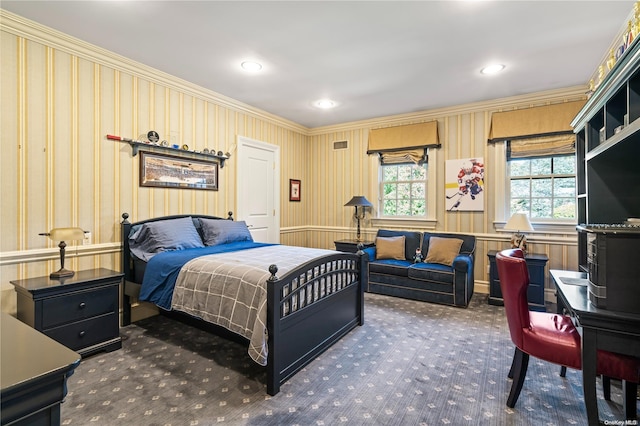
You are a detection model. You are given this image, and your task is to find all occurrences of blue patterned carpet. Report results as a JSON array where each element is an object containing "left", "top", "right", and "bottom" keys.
[{"left": 61, "top": 293, "right": 634, "bottom": 425}]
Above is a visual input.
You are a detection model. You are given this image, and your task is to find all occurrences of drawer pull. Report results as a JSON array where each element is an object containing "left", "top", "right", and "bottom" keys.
[
  {"left": 79, "top": 302, "right": 86, "bottom": 309},
  {"left": 79, "top": 331, "right": 86, "bottom": 338}
]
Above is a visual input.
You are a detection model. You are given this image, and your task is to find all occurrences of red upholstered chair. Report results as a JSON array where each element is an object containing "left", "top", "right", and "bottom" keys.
[{"left": 495, "top": 249, "right": 639, "bottom": 418}]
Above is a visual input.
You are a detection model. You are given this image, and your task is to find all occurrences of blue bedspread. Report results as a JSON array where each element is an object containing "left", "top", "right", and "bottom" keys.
[{"left": 139, "top": 241, "right": 275, "bottom": 309}]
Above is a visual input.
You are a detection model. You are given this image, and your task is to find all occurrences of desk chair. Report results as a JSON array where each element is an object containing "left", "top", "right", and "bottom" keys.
[{"left": 495, "top": 249, "right": 639, "bottom": 418}]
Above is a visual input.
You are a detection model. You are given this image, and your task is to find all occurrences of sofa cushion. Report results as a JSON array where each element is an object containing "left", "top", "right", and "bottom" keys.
[
  {"left": 407, "top": 262, "right": 455, "bottom": 284},
  {"left": 375, "top": 236, "right": 406, "bottom": 260},
  {"left": 368, "top": 259, "right": 413, "bottom": 277},
  {"left": 423, "top": 233, "right": 476, "bottom": 257},
  {"left": 376, "top": 230, "right": 422, "bottom": 261},
  {"left": 425, "top": 236, "right": 464, "bottom": 266}
]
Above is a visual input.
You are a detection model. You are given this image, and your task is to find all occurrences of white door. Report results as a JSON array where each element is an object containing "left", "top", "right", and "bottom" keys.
[{"left": 236, "top": 136, "right": 280, "bottom": 243}]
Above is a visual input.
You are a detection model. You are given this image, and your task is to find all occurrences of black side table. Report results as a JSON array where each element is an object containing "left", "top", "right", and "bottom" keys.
[
  {"left": 10, "top": 268, "right": 123, "bottom": 356},
  {"left": 487, "top": 250, "right": 549, "bottom": 312},
  {"left": 334, "top": 239, "right": 375, "bottom": 253}
]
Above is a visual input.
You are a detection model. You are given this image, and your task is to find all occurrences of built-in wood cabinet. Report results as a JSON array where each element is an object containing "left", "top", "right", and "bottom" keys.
[{"left": 572, "top": 38, "right": 640, "bottom": 272}]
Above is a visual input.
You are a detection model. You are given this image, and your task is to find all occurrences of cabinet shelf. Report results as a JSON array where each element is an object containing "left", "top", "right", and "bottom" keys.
[
  {"left": 585, "top": 116, "right": 640, "bottom": 161},
  {"left": 573, "top": 35, "right": 640, "bottom": 273}
]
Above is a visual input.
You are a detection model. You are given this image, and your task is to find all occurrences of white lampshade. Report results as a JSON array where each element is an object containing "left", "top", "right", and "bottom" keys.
[
  {"left": 48, "top": 227, "right": 85, "bottom": 242},
  {"left": 41, "top": 227, "right": 85, "bottom": 279},
  {"left": 504, "top": 213, "right": 534, "bottom": 232}
]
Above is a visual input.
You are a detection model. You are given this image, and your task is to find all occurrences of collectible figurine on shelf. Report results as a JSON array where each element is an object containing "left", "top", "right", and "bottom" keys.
[
  {"left": 607, "top": 49, "right": 616, "bottom": 71},
  {"left": 147, "top": 130, "right": 159, "bottom": 144}
]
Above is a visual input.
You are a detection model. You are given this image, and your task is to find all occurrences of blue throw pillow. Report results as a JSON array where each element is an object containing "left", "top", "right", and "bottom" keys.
[
  {"left": 129, "top": 216, "right": 204, "bottom": 262},
  {"left": 199, "top": 218, "right": 253, "bottom": 246}
]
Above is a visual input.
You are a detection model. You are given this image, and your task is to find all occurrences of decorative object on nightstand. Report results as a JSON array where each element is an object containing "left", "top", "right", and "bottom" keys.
[
  {"left": 344, "top": 195, "right": 373, "bottom": 241},
  {"left": 39, "top": 227, "right": 85, "bottom": 279},
  {"left": 504, "top": 213, "right": 534, "bottom": 253},
  {"left": 10, "top": 268, "right": 123, "bottom": 356}
]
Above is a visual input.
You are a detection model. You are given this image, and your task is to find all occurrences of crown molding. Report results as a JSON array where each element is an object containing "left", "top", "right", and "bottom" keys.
[
  {"left": 0, "top": 9, "right": 308, "bottom": 135},
  {"left": 0, "top": 9, "right": 588, "bottom": 138}
]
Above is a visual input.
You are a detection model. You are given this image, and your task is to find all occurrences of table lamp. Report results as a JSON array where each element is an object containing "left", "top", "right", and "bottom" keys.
[
  {"left": 40, "top": 227, "right": 85, "bottom": 279},
  {"left": 344, "top": 196, "right": 373, "bottom": 241},
  {"left": 504, "top": 213, "right": 534, "bottom": 253}
]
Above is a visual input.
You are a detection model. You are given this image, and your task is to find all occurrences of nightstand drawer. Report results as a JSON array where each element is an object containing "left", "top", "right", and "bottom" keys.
[
  {"left": 42, "top": 286, "right": 118, "bottom": 329},
  {"left": 45, "top": 313, "right": 118, "bottom": 351}
]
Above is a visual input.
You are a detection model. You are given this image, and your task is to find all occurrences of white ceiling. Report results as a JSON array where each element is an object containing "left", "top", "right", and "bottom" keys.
[{"left": 2, "top": 1, "right": 634, "bottom": 128}]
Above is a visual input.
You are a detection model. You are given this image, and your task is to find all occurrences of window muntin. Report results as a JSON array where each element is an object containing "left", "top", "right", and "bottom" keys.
[
  {"left": 381, "top": 163, "right": 427, "bottom": 217},
  {"left": 509, "top": 155, "right": 576, "bottom": 219}
]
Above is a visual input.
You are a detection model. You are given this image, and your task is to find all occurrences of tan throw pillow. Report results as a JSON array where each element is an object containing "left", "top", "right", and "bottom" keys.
[
  {"left": 375, "top": 236, "right": 406, "bottom": 260},
  {"left": 425, "top": 237, "right": 464, "bottom": 266}
]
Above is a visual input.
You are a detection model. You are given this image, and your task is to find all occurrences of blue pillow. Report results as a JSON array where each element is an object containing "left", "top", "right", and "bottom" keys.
[
  {"left": 129, "top": 216, "right": 204, "bottom": 262},
  {"left": 199, "top": 218, "right": 253, "bottom": 246}
]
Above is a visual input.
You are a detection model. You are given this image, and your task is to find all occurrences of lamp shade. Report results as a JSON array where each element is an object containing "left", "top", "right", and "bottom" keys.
[
  {"left": 48, "top": 227, "right": 85, "bottom": 242},
  {"left": 504, "top": 213, "right": 534, "bottom": 232},
  {"left": 344, "top": 196, "right": 373, "bottom": 207},
  {"left": 40, "top": 227, "right": 85, "bottom": 279}
]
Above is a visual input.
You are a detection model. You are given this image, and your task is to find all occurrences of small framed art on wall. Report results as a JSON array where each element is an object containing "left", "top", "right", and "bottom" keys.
[{"left": 289, "top": 179, "right": 301, "bottom": 201}]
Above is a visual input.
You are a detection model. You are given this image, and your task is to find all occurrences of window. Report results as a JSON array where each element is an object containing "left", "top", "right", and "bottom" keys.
[
  {"left": 381, "top": 163, "right": 427, "bottom": 217},
  {"left": 509, "top": 155, "right": 576, "bottom": 219}
]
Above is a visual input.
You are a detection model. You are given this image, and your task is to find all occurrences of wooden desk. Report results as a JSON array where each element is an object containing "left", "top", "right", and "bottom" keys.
[
  {"left": 550, "top": 269, "right": 640, "bottom": 426},
  {"left": 1, "top": 313, "right": 81, "bottom": 425}
]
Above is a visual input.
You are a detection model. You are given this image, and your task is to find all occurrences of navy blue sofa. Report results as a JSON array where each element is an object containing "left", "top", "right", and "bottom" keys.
[{"left": 361, "top": 229, "right": 476, "bottom": 308}]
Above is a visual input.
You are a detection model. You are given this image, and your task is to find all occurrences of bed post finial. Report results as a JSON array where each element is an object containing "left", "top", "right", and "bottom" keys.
[
  {"left": 122, "top": 213, "right": 130, "bottom": 224},
  {"left": 268, "top": 264, "right": 278, "bottom": 282},
  {"left": 228, "top": 211, "right": 234, "bottom": 220}
]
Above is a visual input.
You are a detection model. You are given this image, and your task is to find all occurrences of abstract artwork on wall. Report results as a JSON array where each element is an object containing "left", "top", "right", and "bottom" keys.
[{"left": 445, "top": 158, "right": 485, "bottom": 211}]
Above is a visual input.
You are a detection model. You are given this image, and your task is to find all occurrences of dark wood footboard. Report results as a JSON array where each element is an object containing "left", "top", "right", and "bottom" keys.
[
  {"left": 266, "top": 253, "right": 365, "bottom": 395},
  {"left": 120, "top": 213, "right": 365, "bottom": 395}
]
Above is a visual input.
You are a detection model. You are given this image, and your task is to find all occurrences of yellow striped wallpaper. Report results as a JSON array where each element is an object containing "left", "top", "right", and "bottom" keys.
[{"left": 1, "top": 10, "right": 583, "bottom": 315}]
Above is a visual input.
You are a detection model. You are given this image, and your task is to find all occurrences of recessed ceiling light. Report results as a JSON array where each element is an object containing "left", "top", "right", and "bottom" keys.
[
  {"left": 314, "top": 99, "right": 336, "bottom": 109},
  {"left": 241, "top": 61, "right": 262, "bottom": 72},
  {"left": 480, "top": 64, "right": 505, "bottom": 75}
]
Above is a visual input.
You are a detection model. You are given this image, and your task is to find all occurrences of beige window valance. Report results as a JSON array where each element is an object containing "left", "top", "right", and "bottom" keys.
[
  {"left": 508, "top": 134, "right": 575, "bottom": 159},
  {"left": 368, "top": 121, "right": 440, "bottom": 165},
  {"left": 379, "top": 149, "right": 430, "bottom": 164},
  {"left": 487, "top": 100, "right": 585, "bottom": 143}
]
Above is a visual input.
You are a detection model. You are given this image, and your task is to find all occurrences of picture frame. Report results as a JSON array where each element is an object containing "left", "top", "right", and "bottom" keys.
[
  {"left": 139, "top": 151, "right": 218, "bottom": 191},
  {"left": 289, "top": 179, "right": 301, "bottom": 202}
]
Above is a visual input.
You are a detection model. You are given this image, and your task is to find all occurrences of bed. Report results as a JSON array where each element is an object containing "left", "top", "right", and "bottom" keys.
[{"left": 120, "top": 212, "right": 365, "bottom": 395}]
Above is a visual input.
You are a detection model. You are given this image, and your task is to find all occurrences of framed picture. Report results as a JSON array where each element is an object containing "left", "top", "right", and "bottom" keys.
[
  {"left": 289, "top": 179, "right": 301, "bottom": 201},
  {"left": 445, "top": 157, "right": 484, "bottom": 211},
  {"left": 139, "top": 151, "right": 218, "bottom": 191}
]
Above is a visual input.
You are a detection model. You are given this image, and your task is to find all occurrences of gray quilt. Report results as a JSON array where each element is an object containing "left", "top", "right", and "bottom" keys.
[{"left": 170, "top": 245, "right": 335, "bottom": 365}]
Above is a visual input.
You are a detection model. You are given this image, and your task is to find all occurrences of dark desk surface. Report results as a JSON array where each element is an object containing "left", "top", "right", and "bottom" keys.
[
  {"left": 551, "top": 269, "right": 640, "bottom": 352},
  {"left": 1, "top": 313, "right": 81, "bottom": 424}
]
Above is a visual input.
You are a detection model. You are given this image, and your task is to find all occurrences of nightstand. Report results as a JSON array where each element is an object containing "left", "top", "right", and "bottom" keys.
[
  {"left": 10, "top": 268, "right": 123, "bottom": 356},
  {"left": 334, "top": 239, "right": 375, "bottom": 253},
  {"left": 487, "top": 250, "right": 549, "bottom": 312}
]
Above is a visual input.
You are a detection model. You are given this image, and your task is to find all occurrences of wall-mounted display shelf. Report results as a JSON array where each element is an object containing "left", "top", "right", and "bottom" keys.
[{"left": 106, "top": 135, "right": 229, "bottom": 168}]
